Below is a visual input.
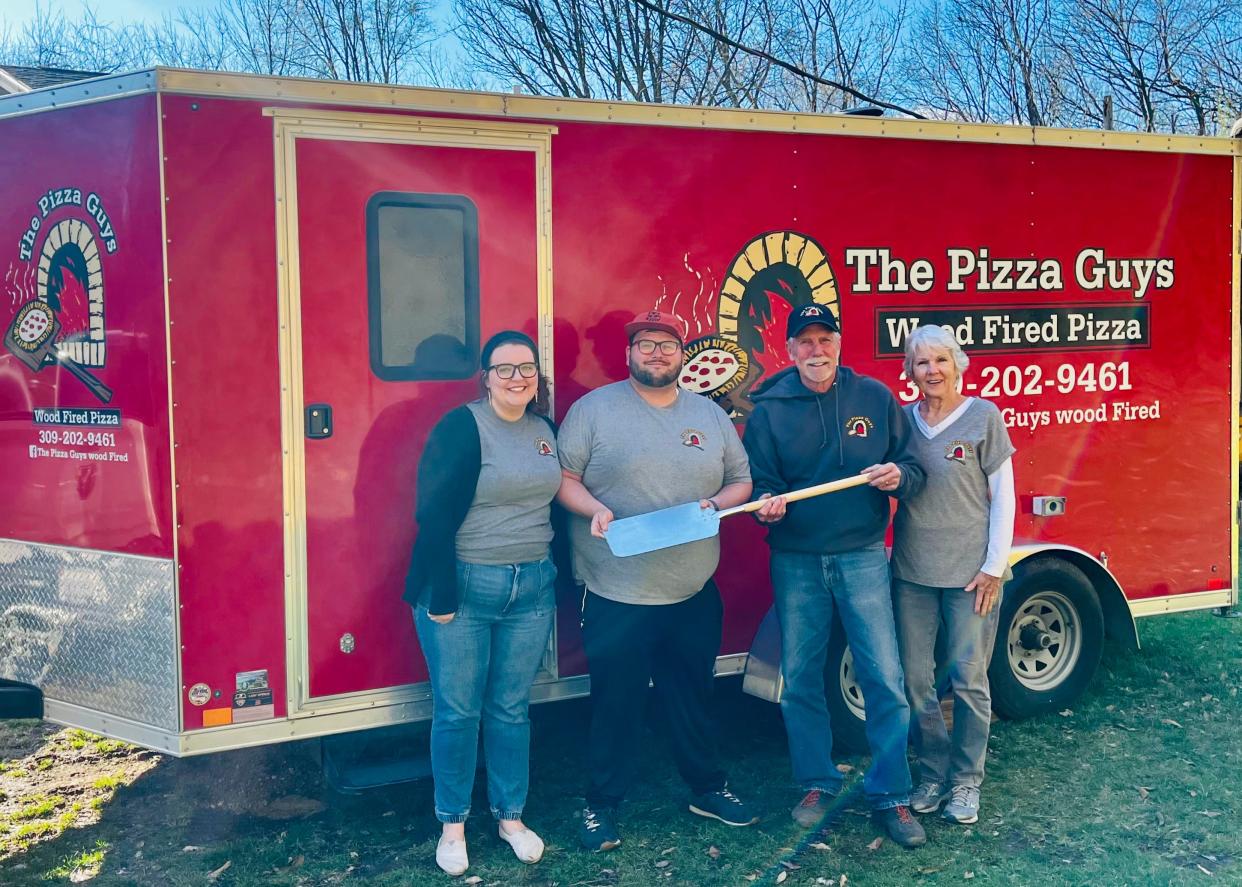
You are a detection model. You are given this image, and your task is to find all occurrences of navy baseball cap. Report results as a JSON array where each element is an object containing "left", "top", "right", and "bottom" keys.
[{"left": 786, "top": 304, "right": 840, "bottom": 338}]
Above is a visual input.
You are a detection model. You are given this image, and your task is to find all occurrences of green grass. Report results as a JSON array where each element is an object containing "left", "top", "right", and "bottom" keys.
[
  {"left": 0, "top": 610, "right": 1238, "bottom": 885},
  {"left": 90, "top": 775, "right": 124, "bottom": 792},
  {"left": 43, "top": 841, "right": 108, "bottom": 881},
  {"left": 10, "top": 797, "right": 65, "bottom": 822}
]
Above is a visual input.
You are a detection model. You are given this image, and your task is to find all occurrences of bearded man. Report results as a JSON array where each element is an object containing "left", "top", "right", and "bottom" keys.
[{"left": 557, "top": 310, "right": 756, "bottom": 851}]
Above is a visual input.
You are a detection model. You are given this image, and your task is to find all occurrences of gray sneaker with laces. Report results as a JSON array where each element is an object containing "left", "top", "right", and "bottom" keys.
[
  {"left": 909, "top": 781, "right": 949, "bottom": 814},
  {"left": 942, "top": 785, "right": 980, "bottom": 824}
]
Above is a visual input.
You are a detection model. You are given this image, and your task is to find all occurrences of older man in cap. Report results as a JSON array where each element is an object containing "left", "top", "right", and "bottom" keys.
[
  {"left": 744, "top": 304, "right": 929, "bottom": 848},
  {"left": 556, "top": 310, "right": 756, "bottom": 852}
]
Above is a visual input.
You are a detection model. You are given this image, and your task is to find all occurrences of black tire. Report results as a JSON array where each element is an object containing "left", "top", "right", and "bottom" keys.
[
  {"left": 988, "top": 559, "right": 1104, "bottom": 720},
  {"left": 824, "top": 618, "right": 870, "bottom": 754}
]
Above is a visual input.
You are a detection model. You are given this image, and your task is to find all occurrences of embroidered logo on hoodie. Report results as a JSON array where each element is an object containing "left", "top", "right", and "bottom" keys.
[
  {"left": 536, "top": 437, "right": 555, "bottom": 456},
  {"left": 846, "top": 416, "right": 874, "bottom": 437},
  {"left": 681, "top": 429, "right": 706, "bottom": 449}
]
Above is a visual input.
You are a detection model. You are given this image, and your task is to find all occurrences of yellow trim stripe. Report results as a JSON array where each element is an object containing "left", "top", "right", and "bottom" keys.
[{"left": 158, "top": 67, "right": 1240, "bottom": 157}]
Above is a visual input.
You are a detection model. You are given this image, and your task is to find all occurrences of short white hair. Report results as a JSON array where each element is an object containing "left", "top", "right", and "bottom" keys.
[{"left": 903, "top": 325, "right": 970, "bottom": 377}]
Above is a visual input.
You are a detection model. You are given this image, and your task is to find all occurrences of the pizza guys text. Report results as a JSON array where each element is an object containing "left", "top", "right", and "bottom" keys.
[{"left": 845, "top": 247, "right": 1174, "bottom": 300}]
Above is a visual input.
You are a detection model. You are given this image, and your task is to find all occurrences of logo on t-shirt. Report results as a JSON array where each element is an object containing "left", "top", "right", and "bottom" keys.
[
  {"left": 945, "top": 441, "right": 974, "bottom": 463},
  {"left": 681, "top": 428, "right": 706, "bottom": 450},
  {"left": 846, "top": 416, "right": 874, "bottom": 438},
  {"left": 535, "top": 437, "right": 555, "bottom": 456}
]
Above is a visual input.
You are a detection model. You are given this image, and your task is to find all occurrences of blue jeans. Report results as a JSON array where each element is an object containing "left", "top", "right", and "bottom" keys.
[
  {"left": 771, "top": 544, "right": 912, "bottom": 810},
  {"left": 893, "top": 579, "right": 1001, "bottom": 788},
  {"left": 415, "top": 557, "right": 556, "bottom": 823}
]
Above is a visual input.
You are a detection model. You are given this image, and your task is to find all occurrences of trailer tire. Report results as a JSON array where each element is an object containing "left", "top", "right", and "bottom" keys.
[
  {"left": 824, "top": 620, "right": 870, "bottom": 755},
  {"left": 989, "top": 559, "right": 1103, "bottom": 720}
]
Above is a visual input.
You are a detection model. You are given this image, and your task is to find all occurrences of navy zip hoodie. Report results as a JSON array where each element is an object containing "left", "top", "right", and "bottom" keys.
[{"left": 743, "top": 365, "right": 925, "bottom": 554}]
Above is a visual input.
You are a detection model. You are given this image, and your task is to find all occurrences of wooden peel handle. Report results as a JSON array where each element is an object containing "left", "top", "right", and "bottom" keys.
[{"left": 718, "top": 472, "right": 873, "bottom": 518}]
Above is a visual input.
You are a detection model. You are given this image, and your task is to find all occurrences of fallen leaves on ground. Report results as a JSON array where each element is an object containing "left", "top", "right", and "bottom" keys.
[
  {"left": 809, "top": 841, "right": 832, "bottom": 851},
  {"left": 866, "top": 836, "right": 884, "bottom": 851},
  {"left": 207, "top": 860, "right": 231, "bottom": 880},
  {"left": 1161, "top": 718, "right": 1184, "bottom": 728},
  {"left": 707, "top": 846, "right": 721, "bottom": 859},
  {"left": 775, "top": 871, "right": 788, "bottom": 884}
]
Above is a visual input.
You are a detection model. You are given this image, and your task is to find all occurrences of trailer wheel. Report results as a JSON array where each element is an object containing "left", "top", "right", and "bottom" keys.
[
  {"left": 824, "top": 620, "right": 869, "bottom": 754},
  {"left": 989, "top": 559, "right": 1103, "bottom": 719}
]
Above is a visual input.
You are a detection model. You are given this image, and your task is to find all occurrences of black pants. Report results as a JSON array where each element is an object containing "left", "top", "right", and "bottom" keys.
[{"left": 581, "top": 581, "right": 727, "bottom": 808}]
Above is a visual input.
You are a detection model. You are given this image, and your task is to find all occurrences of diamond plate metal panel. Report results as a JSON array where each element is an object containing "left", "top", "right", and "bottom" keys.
[{"left": 0, "top": 539, "right": 178, "bottom": 733}]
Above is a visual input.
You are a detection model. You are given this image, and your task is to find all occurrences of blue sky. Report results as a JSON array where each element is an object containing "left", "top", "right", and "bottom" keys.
[
  {"left": 0, "top": 0, "right": 220, "bottom": 27},
  {"left": 0, "top": 0, "right": 453, "bottom": 30}
]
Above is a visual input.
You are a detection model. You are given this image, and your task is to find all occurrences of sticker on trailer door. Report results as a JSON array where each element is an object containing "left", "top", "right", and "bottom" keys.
[
  {"left": 6, "top": 187, "right": 118, "bottom": 404},
  {"left": 233, "top": 669, "right": 274, "bottom": 722}
]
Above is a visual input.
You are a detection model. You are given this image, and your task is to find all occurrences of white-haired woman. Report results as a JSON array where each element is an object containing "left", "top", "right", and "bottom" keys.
[{"left": 891, "top": 324, "right": 1015, "bottom": 826}]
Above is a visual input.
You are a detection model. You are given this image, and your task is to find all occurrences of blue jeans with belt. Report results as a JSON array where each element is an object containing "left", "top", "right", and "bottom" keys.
[
  {"left": 415, "top": 556, "right": 556, "bottom": 823},
  {"left": 771, "top": 543, "right": 913, "bottom": 810}
]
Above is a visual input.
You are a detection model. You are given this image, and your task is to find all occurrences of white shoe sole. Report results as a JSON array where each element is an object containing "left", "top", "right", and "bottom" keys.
[{"left": 688, "top": 804, "right": 759, "bottom": 826}]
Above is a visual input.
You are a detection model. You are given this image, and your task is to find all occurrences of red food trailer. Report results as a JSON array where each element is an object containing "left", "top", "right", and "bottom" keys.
[{"left": 0, "top": 68, "right": 1238, "bottom": 756}]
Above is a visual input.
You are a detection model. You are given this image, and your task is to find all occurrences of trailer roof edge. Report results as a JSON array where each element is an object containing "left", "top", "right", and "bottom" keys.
[
  {"left": 153, "top": 66, "right": 1240, "bottom": 157},
  {"left": 0, "top": 69, "right": 157, "bottom": 120}
]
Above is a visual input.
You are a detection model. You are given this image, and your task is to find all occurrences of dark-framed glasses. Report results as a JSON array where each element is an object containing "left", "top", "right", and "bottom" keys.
[
  {"left": 632, "top": 339, "right": 681, "bottom": 356},
  {"left": 490, "top": 362, "right": 539, "bottom": 379}
]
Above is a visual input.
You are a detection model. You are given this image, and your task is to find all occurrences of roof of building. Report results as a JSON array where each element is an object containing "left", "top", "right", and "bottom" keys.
[{"left": 0, "top": 65, "right": 105, "bottom": 92}]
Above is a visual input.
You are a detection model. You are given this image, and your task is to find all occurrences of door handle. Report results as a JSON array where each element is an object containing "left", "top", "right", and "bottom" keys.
[{"left": 305, "top": 404, "right": 333, "bottom": 439}]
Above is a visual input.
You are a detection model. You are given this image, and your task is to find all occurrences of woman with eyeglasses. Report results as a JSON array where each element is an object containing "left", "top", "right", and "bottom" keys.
[{"left": 405, "top": 330, "right": 562, "bottom": 876}]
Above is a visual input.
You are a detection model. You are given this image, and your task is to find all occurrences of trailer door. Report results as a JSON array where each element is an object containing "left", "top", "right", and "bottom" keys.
[{"left": 272, "top": 111, "right": 554, "bottom": 712}]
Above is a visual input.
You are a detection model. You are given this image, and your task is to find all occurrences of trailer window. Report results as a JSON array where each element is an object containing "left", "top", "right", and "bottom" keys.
[{"left": 367, "top": 192, "right": 480, "bottom": 380}]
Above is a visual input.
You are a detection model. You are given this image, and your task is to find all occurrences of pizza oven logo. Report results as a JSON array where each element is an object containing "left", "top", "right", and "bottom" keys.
[
  {"left": 846, "top": 416, "right": 874, "bottom": 437},
  {"left": 675, "top": 230, "right": 838, "bottom": 417},
  {"left": 681, "top": 428, "right": 706, "bottom": 450},
  {"left": 535, "top": 437, "right": 555, "bottom": 456},
  {"left": 4, "top": 187, "right": 117, "bottom": 403},
  {"left": 945, "top": 441, "right": 974, "bottom": 463}
]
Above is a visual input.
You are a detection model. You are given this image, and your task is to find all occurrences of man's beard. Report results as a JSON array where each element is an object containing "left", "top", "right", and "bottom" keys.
[{"left": 630, "top": 356, "right": 680, "bottom": 388}]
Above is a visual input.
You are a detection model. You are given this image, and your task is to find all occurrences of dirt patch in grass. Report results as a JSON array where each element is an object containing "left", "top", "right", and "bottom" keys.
[{"left": 0, "top": 723, "right": 157, "bottom": 857}]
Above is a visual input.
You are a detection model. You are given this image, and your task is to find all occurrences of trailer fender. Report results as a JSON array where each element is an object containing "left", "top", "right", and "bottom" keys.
[{"left": 1010, "top": 544, "right": 1139, "bottom": 651}]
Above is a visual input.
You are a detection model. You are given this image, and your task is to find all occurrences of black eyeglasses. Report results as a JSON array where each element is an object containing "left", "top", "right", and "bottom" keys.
[
  {"left": 489, "top": 362, "right": 539, "bottom": 379},
  {"left": 632, "top": 339, "right": 681, "bottom": 356}
]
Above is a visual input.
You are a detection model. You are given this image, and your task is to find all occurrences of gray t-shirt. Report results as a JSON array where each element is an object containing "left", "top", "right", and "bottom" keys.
[
  {"left": 455, "top": 401, "right": 562, "bottom": 566},
  {"left": 557, "top": 381, "right": 751, "bottom": 604},
  {"left": 891, "top": 398, "right": 1016, "bottom": 587}
]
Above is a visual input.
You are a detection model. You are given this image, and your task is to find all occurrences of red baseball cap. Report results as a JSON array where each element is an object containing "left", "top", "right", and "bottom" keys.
[{"left": 624, "top": 310, "right": 686, "bottom": 342}]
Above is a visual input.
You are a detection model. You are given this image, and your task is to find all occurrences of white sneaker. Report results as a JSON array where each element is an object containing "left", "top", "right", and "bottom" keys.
[
  {"left": 498, "top": 824, "right": 545, "bottom": 864},
  {"left": 435, "top": 834, "right": 469, "bottom": 875}
]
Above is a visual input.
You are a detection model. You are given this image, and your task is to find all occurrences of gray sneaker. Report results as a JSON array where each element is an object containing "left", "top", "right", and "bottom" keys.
[
  {"left": 790, "top": 788, "right": 838, "bottom": 827},
  {"left": 909, "top": 781, "right": 949, "bottom": 814},
  {"left": 942, "top": 785, "right": 980, "bottom": 824}
]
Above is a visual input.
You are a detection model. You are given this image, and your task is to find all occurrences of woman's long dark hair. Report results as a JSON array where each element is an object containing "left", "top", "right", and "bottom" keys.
[{"left": 479, "top": 329, "right": 550, "bottom": 416}]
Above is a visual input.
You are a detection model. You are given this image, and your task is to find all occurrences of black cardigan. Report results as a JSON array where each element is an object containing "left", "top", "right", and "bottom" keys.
[{"left": 404, "top": 404, "right": 566, "bottom": 616}]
